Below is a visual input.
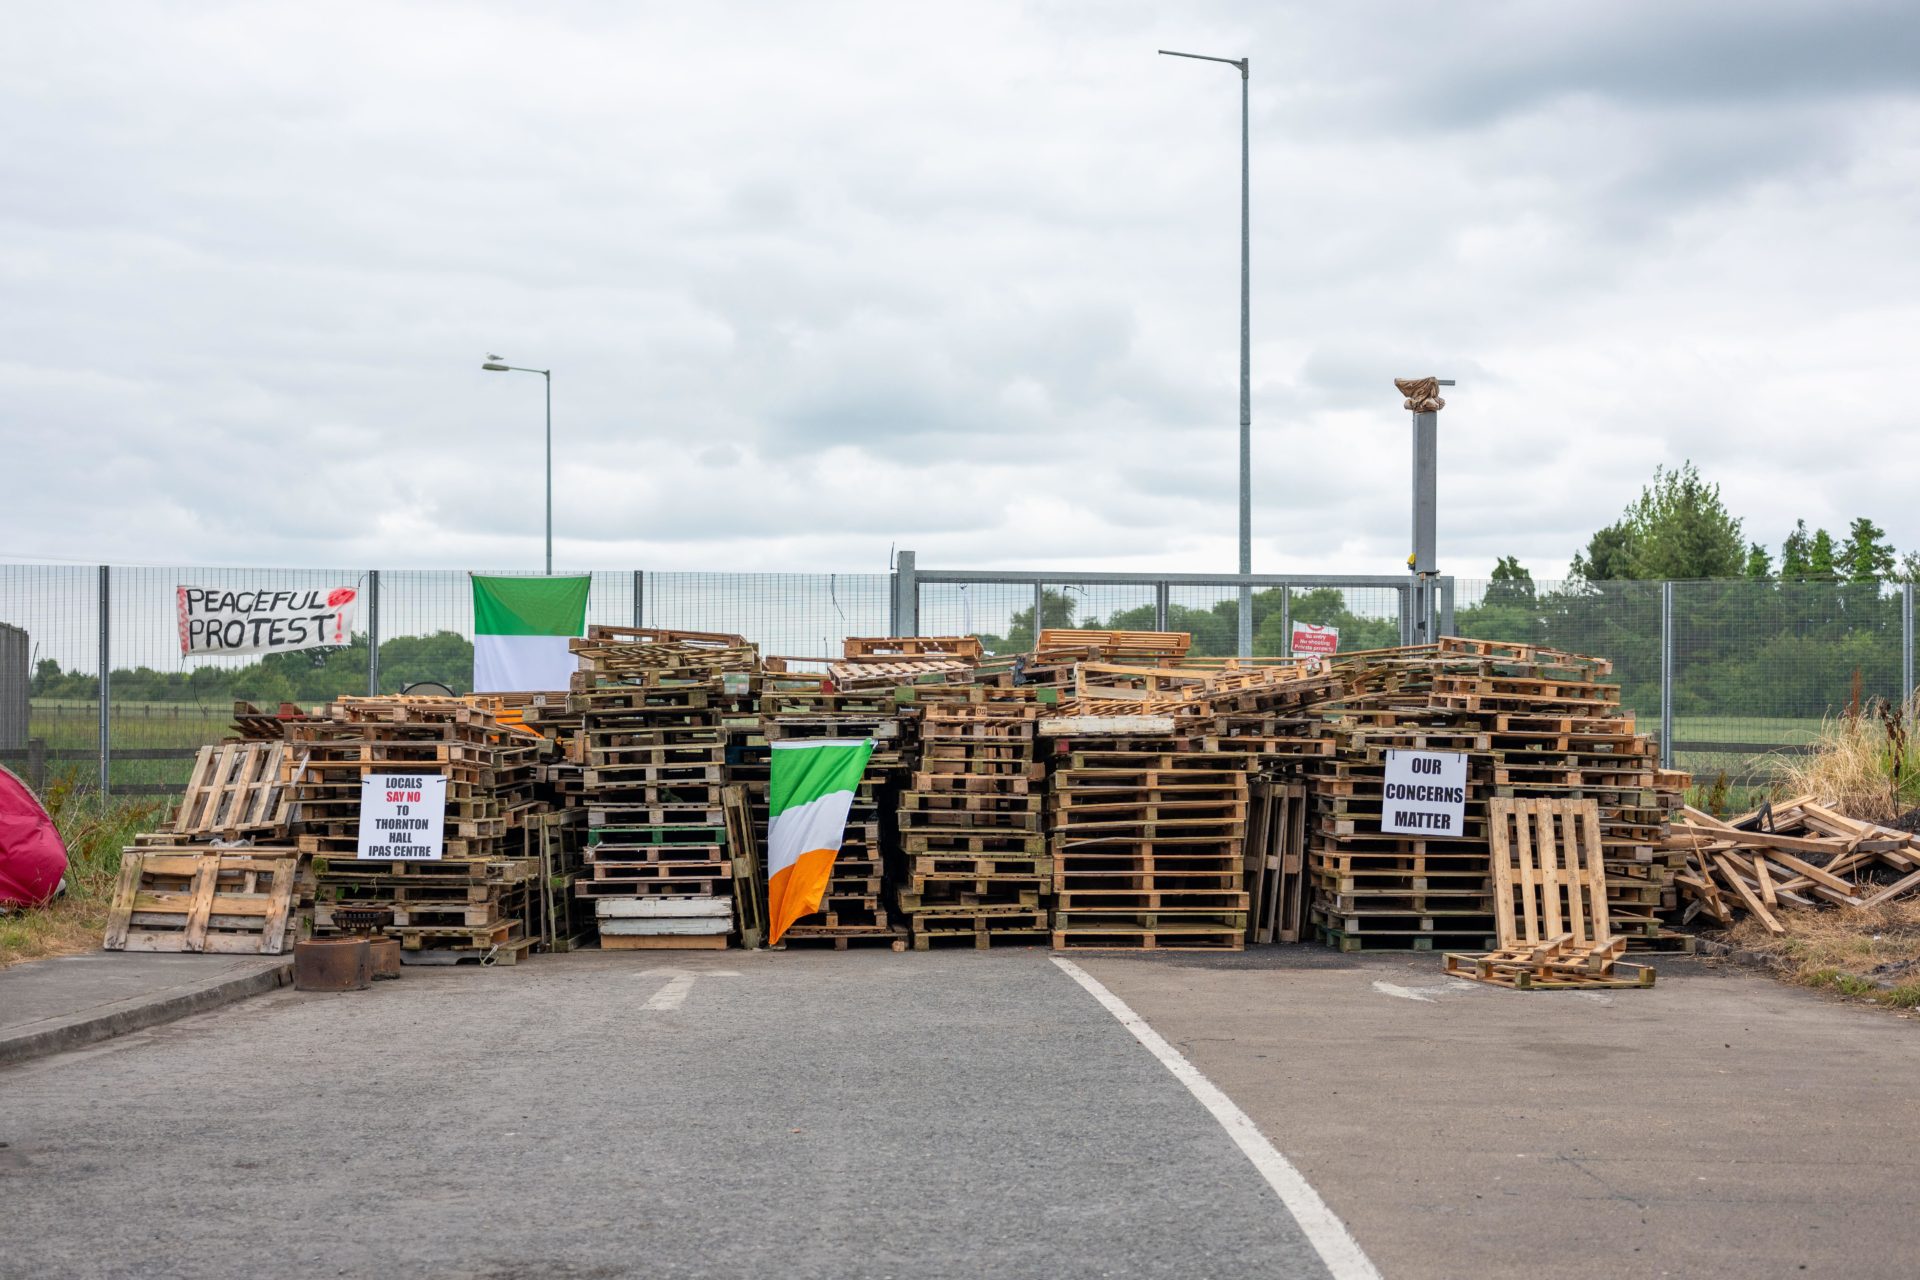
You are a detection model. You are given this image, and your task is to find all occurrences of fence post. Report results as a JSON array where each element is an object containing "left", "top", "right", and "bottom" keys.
[
  {"left": 1154, "top": 581, "right": 1170, "bottom": 633},
  {"left": 1032, "top": 581, "right": 1045, "bottom": 648},
  {"left": 892, "top": 551, "right": 916, "bottom": 637},
  {"left": 1279, "top": 585, "right": 1291, "bottom": 656},
  {"left": 1438, "top": 576, "right": 1455, "bottom": 639},
  {"left": 97, "top": 564, "right": 110, "bottom": 800},
  {"left": 28, "top": 737, "right": 46, "bottom": 792},
  {"left": 1904, "top": 582, "right": 1915, "bottom": 707},
  {"left": 634, "top": 570, "right": 645, "bottom": 629},
  {"left": 1660, "top": 581, "right": 1674, "bottom": 770},
  {"left": 366, "top": 570, "right": 381, "bottom": 696}
]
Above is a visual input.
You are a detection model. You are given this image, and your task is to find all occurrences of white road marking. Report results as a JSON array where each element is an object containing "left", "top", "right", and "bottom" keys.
[
  {"left": 1051, "top": 957, "right": 1383, "bottom": 1280},
  {"left": 636, "top": 967, "right": 740, "bottom": 1011},
  {"left": 1370, "top": 980, "right": 1436, "bottom": 1003}
]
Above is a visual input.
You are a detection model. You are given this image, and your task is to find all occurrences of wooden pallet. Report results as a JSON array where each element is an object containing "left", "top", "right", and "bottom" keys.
[
  {"left": 1245, "top": 779, "right": 1309, "bottom": 943},
  {"left": 1443, "top": 798, "right": 1654, "bottom": 990},
  {"left": 104, "top": 848, "right": 309, "bottom": 955},
  {"left": 171, "top": 742, "right": 304, "bottom": 838}
]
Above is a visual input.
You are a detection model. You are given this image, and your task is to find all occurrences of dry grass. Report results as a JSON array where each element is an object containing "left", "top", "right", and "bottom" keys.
[
  {"left": 1769, "top": 694, "right": 1920, "bottom": 824},
  {"left": 1726, "top": 902, "right": 1920, "bottom": 1010},
  {"left": 0, "top": 783, "right": 167, "bottom": 970}
]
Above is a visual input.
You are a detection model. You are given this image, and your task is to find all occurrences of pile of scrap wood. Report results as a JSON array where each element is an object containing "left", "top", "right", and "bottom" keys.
[{"left": 1670, "top": 796, "right": 1920, "bottom": 934}]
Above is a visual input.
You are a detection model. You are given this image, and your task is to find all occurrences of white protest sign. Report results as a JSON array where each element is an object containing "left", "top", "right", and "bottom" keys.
[
  {"left": 1381, "top": 749, "right": 1467, "bottom": 837},
  {"left": 177, "top": 585, "right": 358, "bottom": 657},
  {"left": 357, "top": 773, "right": 447, "bottom": 861},
  {"left": 1291, "top": 622, "right": 1339, "bottom": 656}
]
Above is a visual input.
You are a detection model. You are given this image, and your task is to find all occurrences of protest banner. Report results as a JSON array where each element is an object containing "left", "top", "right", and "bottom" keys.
[{"left": 177, "top": 585, "right": 357, "bottom": 657}]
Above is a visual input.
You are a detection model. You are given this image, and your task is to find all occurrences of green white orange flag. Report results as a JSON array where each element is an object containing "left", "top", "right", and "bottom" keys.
[
  {"left": 471, "top": 574, "right": 591, "bottom": 693},
  {"left": 767, "top": 738, "right": 875, "bottom": 945}
]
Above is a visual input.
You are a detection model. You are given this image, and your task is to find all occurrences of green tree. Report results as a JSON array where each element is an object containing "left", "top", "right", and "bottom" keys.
[
  {"left": 1569, "top": 461, "right": 1743, "bottom": 580},
  {"left": 983, "top": 591, "right": 1077, "bottom": 655},
  {"left": 1569, "top": 522, "right": 1636, "bottom": 581},
  {"left": 1839, "top": 517, "right": 1896, "bottom": 584},
  {"left": 1743, "top": 543, "right": 1771, "bottom": 579},
  {"left": 30, "top": 658, "right": 62, "bottom": 696},
  {"left": 1485, "top": 557, "right": 1537, "bottom": 607},
  {"left": 1808, "top": 528, "right": 1837, "bottom": 582},
  {"left": 1780, "top": 520, "right": 1812, "bottom": 579}
]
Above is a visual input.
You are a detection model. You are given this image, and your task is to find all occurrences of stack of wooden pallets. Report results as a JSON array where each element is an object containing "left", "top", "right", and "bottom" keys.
[
  {"left": 1299, "top": 639, "right": 1683, "bottom": 953},
  {"left": 894, "top": 701, "right": 1052, "bottom": 949},
  {"left": 828, "top": 635, "right": 981, "bottom": 692},
  {"left": 1035, "top": 629, "right": 1191, "bottom": 665},
  {"left": 289, "top": 697, "right": 546, "bottom": 965},
  {"left": 569, "top": 626, "right": 759, "bottom": 950},
  {"left": 1043, "top": 716, "right": 1251, "bottom": 951},
  {"left": 764, "top": 681, "right": 909, "bottom": 951}
]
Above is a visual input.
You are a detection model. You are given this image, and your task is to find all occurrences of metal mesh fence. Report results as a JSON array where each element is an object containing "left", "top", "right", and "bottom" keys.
[{"left": 0, "top": 563, "right": 1912, "bottom": 799}]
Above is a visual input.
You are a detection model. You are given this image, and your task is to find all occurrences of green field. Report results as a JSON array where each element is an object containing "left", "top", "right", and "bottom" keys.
[
  {"left": 12, "top": 701, "right": 231, "bottom": 794},
  {"left": 1671, "top": 715, "right": 1824, "bottom": 747}
]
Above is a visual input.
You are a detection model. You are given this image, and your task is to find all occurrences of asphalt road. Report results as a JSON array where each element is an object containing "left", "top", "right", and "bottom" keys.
[
  {"left": 0, "top": 950, "right": 1334, "bottom": 1280},
  {"left": 3, "top": 946, "right": 1915, "bottom": 1279},
  {"left": 1076, "top": 949, "right": 1920, "bottom": 1280}
]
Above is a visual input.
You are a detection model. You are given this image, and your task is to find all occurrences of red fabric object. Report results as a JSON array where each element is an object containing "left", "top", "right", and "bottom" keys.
[{"left": 0, "top": 768, "right": 68, "bottom": 907}]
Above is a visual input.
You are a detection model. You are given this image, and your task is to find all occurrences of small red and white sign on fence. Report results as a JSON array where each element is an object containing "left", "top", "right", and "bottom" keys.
[{"left": 1290, "top": 622, "right": 1339, "bottom": 656}]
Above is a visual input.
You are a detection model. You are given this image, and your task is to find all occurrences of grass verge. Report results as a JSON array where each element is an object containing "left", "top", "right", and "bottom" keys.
[
  {"left": 1768, "top": 695, "right": 1920, "bottom": 824},
  {"left": 0, "top": 782, "right": 166, "bottom": 970},
  {"left": 1725, "top": 903, "right": 1920, "bottom": 1011}
]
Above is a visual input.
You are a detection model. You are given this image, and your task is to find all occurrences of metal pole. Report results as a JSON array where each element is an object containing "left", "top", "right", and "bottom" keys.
[
  {"left": 366, "top": 570, "right": 381, "bottom": 696},
  {"left": 1904, "top": 582, "right": 1915, "bottom": 707},
  {"left": 544, "top": 371, "right": 553, "bottom": 576},
  {"left": 894, "top": 551, "right": 916, "bottom": 637},
  {"left": 1236, "top": 58, "right": 1252, "bottom": 660},
  {"left": 1032, "top": 581, "right": 1046, "bottom": 651},
  {"left": 97, "top": 565, "right": 110, "bottom": 800},
  {"left": 1439, "top": 576, "right": 1456, "bottom": 639},
  {"left": 1154, "top": 581, "right": 1170, "bottom": 633},
  {"left": 1660, "top": 581, "right": 1675, "bottom": 770},
  {"left": 1159, "top": 49, "right": 1252, "bottom": 659},
  {"left": 1411, "top": 409, "right": 1438, "bottom": 643},
  {"left": 1279, "top": 585, "right": 1291, "bottom": 657},
  {"left": 634, "top": 570, "right": 645, "bottom": 629}
]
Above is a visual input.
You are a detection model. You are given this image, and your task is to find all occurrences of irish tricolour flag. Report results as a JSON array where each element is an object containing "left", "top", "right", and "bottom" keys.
[
  {"left": 767, "top": 739, "right": 876, "bottom": 945},
  {"left": 471, "top": 575, "right": 591, "bottom": 693}
]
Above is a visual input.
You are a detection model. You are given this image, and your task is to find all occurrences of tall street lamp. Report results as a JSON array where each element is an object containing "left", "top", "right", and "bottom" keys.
[
  {"left": 482, "top": 355, "right": 553, "bottom": 575},
  {"left": 1160, "top": 48, "right": 1252, "bottom": 657}
]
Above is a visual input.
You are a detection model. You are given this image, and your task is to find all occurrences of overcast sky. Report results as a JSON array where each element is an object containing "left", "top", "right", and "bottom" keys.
[{"left": 3, "top": 0, "right": 1917, "bottom": 584}]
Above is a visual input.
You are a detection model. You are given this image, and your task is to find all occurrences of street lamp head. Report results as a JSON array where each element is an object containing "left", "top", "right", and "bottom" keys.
[{"left": 482, "top": 361, "right": 510, "bottom": 371}]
